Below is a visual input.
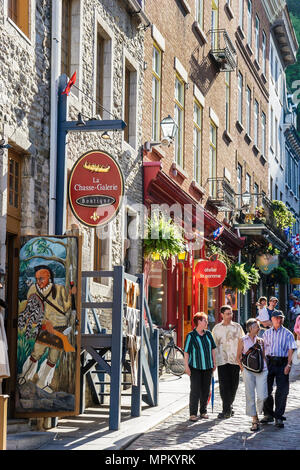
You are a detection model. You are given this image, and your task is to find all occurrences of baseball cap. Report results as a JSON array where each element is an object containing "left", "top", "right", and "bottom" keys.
[
  {"left": 269, "top": 297, "right": 278, "bottom": 302},
  {"left": 271, "top": 310, "right": 285, "bottom": 318}
]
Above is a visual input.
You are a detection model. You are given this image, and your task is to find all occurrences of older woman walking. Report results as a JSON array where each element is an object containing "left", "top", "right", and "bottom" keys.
[
  {"left": 184, "top": 312, "right": 216, "bottom": 421},
  {"left": 236, "top": 318, "right": 268, "bottom": 431}
]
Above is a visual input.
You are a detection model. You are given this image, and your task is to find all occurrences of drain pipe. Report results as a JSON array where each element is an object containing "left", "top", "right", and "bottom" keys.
[{"left": 49, "top": 0, "right": 62, "bottom": 234}]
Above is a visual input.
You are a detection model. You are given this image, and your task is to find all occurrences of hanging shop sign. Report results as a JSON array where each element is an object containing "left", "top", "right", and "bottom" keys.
[
  {"left": 256, "top": 254, "right": 279, "bottom": 275},
  {"left": 68, "top": 150, "right": 124, "bottom": 228},
  {"left": 195, "top": 255, "right": 227, "bottom": 288}
]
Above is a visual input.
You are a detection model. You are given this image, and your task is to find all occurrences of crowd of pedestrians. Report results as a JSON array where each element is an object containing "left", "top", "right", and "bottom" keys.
[{"left": 184, "top": 298, "right": 299, "bottom": 432}]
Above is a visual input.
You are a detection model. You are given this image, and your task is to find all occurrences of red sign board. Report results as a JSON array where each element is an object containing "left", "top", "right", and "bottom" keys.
[
  {"left": 195, "top": 256, "right": 227, "bottom": 288},
  {"left": 68, "top": 150, "right": 124, "bottom": 227}
]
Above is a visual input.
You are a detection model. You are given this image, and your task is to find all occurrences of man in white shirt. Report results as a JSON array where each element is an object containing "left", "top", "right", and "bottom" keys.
[{"left": 212, "top": 305, "right": 244, "bottom": 419}]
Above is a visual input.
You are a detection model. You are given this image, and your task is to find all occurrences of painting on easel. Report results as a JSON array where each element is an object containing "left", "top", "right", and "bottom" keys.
[{"left": 15, "top": 236, "right": 81, "bottom": 417}]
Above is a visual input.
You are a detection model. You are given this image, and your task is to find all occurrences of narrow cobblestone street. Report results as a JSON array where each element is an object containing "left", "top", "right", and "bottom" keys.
[{"left": 128, "top": 366, "right": 300, "bottom": 451}]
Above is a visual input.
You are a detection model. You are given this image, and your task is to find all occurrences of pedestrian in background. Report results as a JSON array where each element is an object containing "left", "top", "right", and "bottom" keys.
[
  {"left": 184, "top": 312, "right": 216, "bottom": 422},
  {"left": 236, "top": 318, "right": 268, "bottom": 432},
  {"left": 261, "top": 310, "right": 297, "bottom": 428},
  {"left": 212, "top": 305, "right": 244, "bottom": 419}
]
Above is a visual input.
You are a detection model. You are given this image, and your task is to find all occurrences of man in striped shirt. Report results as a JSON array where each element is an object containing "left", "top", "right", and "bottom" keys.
[{"left": 261, "top": 310, "right": 297, "bottom": 428}]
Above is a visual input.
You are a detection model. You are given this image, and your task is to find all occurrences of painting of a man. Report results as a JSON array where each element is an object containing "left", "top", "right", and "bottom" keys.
[{"left": 18, "top": 265, "right": 76, "bottom": 393}]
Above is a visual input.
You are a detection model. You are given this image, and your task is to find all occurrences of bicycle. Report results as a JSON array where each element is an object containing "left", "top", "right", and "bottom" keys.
[{"left": 159, "top": 325, "right": 185, "bottom": 376}]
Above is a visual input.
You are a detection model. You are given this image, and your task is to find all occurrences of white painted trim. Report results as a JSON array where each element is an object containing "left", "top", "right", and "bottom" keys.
[
  {"left": 209, "top": 107, "right": 219, "bottom": 127},
  {"left": 122, "top": 48, "right": 139, "bottom": 150},
  {"left": 193, "top": 84, "right": 205, "bottom": 107},
  {"left": 174, "top": 57, "right": 188, "bottom": 83},
  {"left": 151, "top": 24, "right": 165, "bottom": 52}
]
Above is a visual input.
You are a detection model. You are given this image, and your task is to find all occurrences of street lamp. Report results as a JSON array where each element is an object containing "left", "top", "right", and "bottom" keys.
[
  {"left": 144, "top": 115, "right": 178, "bottom": 151},
  {"left": 241, "top": 191, "right": 251, "bottom": 207}
]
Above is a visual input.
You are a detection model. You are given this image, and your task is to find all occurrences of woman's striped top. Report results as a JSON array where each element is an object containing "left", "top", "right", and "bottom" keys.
[{"left": 184, "top": 328, "right": 216, "bottom": 370}]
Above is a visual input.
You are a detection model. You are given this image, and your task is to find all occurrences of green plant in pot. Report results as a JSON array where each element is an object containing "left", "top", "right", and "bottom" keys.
[
  {"left": 266, "top": 266, "right": 289, "bottom": 285},
  {"left": 144, "top": 214, "right": 185, "bottom": 263},
  {"left": 225, "top": 262, "right": 260, "bottom": 294},
  {"left": 271, "top": 200, "right": 296, "bottom": 230}
]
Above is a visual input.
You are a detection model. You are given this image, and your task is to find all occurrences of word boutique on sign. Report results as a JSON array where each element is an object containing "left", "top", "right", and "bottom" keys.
[
  {"left": 195, "top": 255, "right": 227, "bottom": 288},
  {"left": 68, "top": 150, "right": 124, "bottom": 228}
]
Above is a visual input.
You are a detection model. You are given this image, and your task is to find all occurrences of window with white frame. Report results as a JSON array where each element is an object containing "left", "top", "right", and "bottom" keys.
[
  {"left": 270, "top": 44, "right": 274, "bottom": 79},
  {"left": 61, "top": 0, "right": 81, "bottom": 97},
  {"left": 174, "top": 75, "right": 185, "bottom": 167},
  {"left": 124, "top": 58, "right": 138, "bottom": 149},
  {"left": 225, "top": 71, "right": 231, "bottom": 132},
  {"left": 261, "top": 111, "right": 266, "bottom": 156},
  {"left": 237, "top": 163, "right": 242, "bottom": 207},
  {"left": 238, "top": 71, "right": 243, "bottom": 124},
  {"left": 193, "top": 100, "right": 202, "bottom": 184},
  {"left": 279, "top": 126, "right": 283, "bottom": 165},
  {"left": 275, "top": 58, "right": 278, "bottom": 93},
  {"left": 247, "top": 0, "right": 252, "bottom": 46},
  {"left": 196, "top": 0, "right": 204, "bottom": 29},
  {"left": 152, "top": 43, "right": 162, "bottom": 141},
  {"left": 246, "top": 172, "right": 251, "bottom": 193},
  {"left": 246, "top": 86, "right": 251, "bottom": 135},
  {"left": 95, "top": 23, "right": 113, "bottom": 119},
  {"left": 239, "top": 0, "right": 244, "bottom": 30},
  {"left": 211, "top": 0, "right": 219, "bottom": 49},
  {"left": 270, "top": 107, "right": 274, "bottom": 149},
  {"left": 275, "top": 117, "right": 278, "bottom": 159},
  {"left": 262, "top": 31, "right": 266, "bottom": 75},
  {"left": 254, "top": 99, "right": 259, "bottom": 147},
  {"left": 255, "top": 15, "right": 260, "bottom": 63},
  {"left": 254, "top": 182, "right": 259, "bottom": 208},
  {"left": 209, "top": 122, "right": 217, "bottom": 197}
]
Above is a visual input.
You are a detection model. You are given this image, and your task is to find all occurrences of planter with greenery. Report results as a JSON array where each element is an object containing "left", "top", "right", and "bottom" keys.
[
  {"left": 271, "top": 200, "right": 296, "bottom": 230},
  {"left": 266, "top": 266, "right": 290, "bottom": 285},
  {"left": 143, "top": 214, "right": 185, "bottom": 263},
  {"left": 224, "top": 262, "right": 260, "bottom": 294}
]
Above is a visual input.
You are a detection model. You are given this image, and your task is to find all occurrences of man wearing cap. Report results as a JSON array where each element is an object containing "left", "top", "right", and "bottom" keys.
[
  {"left": 261, "top": 310, "right": 297, "bottom": 428},
  {"left": 257, "top": 297, "right": 278, "bottom": 328}
]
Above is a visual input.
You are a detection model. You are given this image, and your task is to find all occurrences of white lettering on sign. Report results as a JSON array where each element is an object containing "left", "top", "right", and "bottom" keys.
[{"left": 74, "top": 183, "right": 118, "bottom": 191}]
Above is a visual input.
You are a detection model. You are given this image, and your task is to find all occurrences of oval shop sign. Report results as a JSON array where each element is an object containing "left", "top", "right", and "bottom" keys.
[{"left": 68, "top": 150, "right": 124, "bottom": 227}]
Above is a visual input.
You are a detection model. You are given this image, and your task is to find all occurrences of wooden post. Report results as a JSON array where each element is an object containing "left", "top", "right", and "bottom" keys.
[{"left": 0, "top": 395, "right": 9, "bottom": 450}]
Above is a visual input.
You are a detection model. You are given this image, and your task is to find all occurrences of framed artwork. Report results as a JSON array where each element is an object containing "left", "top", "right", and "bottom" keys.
[{"left": 15, "top": 236, "right": 81, "bottom": 417}]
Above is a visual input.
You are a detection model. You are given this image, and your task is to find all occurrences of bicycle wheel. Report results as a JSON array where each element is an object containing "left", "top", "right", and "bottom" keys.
[{"left": 164, "top": 345, "right": 185, "bottom": 376}]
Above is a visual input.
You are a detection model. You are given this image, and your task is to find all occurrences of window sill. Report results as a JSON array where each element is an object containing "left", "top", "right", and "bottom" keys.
[
  {"left": 237, "top": 26, "right": 245, "bottom": 39},
  {"left": 225, "top": 3, "right": 234, "bottom": 19},
  {"left": 260, "top": 154, "right": 267, "bottom": 165},
  {"left": 236, "top": 120, "right": 244, "bottom": 133},
  {"left": 171, "top": 162, "right": 188, "bottom": 179},
  {"left": 193, "top": 21, "right": 208, "bottom": 44},
  {"left": 191, "top": 180, "right": 206, "bottom": 196},
  {"left": 253, "top": 144, "right": 260, "bottom": 154},
  {"left": 223, "top": 129, "right": 233, "bottom": 143},
  {"left": 178, "top": 0, "right": 191, "bottom": 14},
  {"left": 7, "top": 17, "right": 32, "bottom": 45},
  {"left": 122, "top": 139, "right": 138, "bottom": 155},
  {"left": 245, "top": 132, "right": 252, "bottom": 144},
  {"left": 261, "top": 72, "right": 267, "bottom": 84},
  {"left": 246, "top": 43, "right": 253, "bottom": 55}
]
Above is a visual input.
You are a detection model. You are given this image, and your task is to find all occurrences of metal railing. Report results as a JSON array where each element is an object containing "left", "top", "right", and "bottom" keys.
[
  {"left": 208, "top": 29, "right": 237, "bottom": 71},
  {"left": 207, "top": 177, "right": 236, "bottom": 211}
]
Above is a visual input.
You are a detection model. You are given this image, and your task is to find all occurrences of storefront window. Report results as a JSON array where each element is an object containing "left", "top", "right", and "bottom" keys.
[
  {"left": 148, "top": 261, "right": 167, "bottom": 326},
  {"left": 207, "top": 287, "right": 217, "bottom": 331}
]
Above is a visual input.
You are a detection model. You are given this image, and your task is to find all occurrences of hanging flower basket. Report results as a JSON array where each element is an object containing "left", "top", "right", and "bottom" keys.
[
  {"left": 143, "top": 214, "right": 185, "bottom": 262},
  {"left": 225, "top": 262, "right": 260, "bottom": 294},
  {"left": 271, "top": 201, "right": 296, "bottom": 230}
]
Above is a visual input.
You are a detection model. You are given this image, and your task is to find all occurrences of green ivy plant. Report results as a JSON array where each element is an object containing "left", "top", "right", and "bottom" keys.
[
  {"left": 225, "top": 263, "right": 260, "bottom": 294},
  {"left": 280, "top": 259, "right": 300, "bottom": 278},
  {"left": 271, "top": 200, "right": 296, "bottom": 230},
  {"left": 267, "top": 266, "right": 289, "bottom": 285},
  {"left": 143, "top": 214, "right": 185, "bottom": 262},
  {"left": 206, "top": 243, "right": 235, "bottom": 270}
]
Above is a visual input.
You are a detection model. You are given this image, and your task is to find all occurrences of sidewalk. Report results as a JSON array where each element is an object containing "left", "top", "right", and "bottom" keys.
[{"left": 35, "top": 372, "right": 192, "bottom": 450}]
